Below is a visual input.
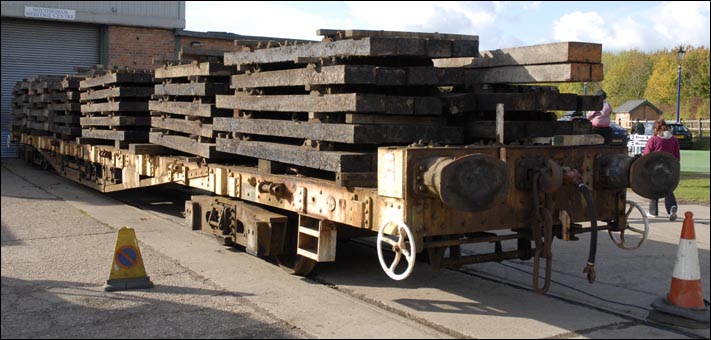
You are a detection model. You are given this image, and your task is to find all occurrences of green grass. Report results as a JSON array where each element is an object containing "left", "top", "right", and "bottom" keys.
[
  {"left": 676, "top": 172, "right": 710, "bottom": 205},
  {"left": 680, "top": 150, "right": 710, "bottom": 173}
]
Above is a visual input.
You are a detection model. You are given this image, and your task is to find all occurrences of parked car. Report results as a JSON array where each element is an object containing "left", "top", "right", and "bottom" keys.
[
  {"left": 557, "top": 111, "right": 584, "bottom": 121},
  {"left": 632, "top": 121, "right": 693, "bottom": 149},
  {"left": 668, "top": 122, "right": 694, "bottom": 149},
  {"left": 609, "top": 122, "right": 629, "bottom": 145}
]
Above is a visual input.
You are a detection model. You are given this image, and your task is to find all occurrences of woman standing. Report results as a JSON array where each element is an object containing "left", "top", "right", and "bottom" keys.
[{"left": 643, "top": 119, "right": 680, "bottom": 221}]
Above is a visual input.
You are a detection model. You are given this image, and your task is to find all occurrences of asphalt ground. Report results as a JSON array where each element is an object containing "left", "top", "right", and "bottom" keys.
[
  {"left": 1, "top": 160, "right": 304, "bottom": 339},
  {"left": 2, "top": 158, "right": 709, "bottom": 338}
]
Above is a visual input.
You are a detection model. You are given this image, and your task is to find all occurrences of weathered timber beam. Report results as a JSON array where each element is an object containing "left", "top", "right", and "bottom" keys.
[
  {"left": 149, "top": 101, "right": 228, "bottom": 117},
  {"left": 80, "top": 87, "right": 154, "bottom": 102},
  {"left": 179, "top": 47, "right": 231, "bottom": 59},
  {"left": 212, "top": 118, "right": 462, "bottom": 144},
  {"left": 151, "top": 117, "right": 214, "bottom": 138},
  {"left": 344, "top": 114, "right": 445, "bottom": 125},
  {"left": 36, "top": 92, "right": 79, "bottom": 102},
  {"left": 154, "top": 62, "right": 232, "bottom": 79},
  {"left": 149, "top": 133, "right": 226, "bottom": 159},
  {"left": 230, "top": 65, "right": 465, "bottom": 88},
  {"left": 442, "top": 92, "right": 603, "bottom": 112},
  {"left": 464, "top": 120, "right": 592, "bottom": 142},
  {"left": 127, "top": 143, "right": 169, "bottom": 155},
  {"left": 49, "top": 115, "right": 80, "bottom": 124},
  {"left": 317, "top": 28, "right": 478, "bottom": 41},
  {"left": 216, "top": 93, "right": 442, "bottom": 115},
  {"left": 464, "top": 63, "right": 604, "bottom": 84},
  {"left": 154, "top": 83, "right": 230, "bottom": 96},
  {"left": 50, "top": 126, "right": 81, "bottom": 136},
  {"left": 433, "top": 42, "right": 602, "bottom": 68},
  {"left": 61, "top": 77, "right": 82, "bottom": 89},
  {"left": 48, "top": 103, "right": 82, "bottom": 112},
  {"left": 225, "top": 37, "right": 471, "bottom": 65},
  {"left": 80, "top": 116, "right": 150, "bottom": 127},
  {"left": 216, "top": 138, "right": 375, "bottom": 173},
  {"left": 81, "top": 129, "right": 148, "bottom": 142},
  {"left": 81, "top": 102, "right": 149, "bottom": 113},
  {"left": 80, "top": 73, "right": 154, "bottom": 89}
]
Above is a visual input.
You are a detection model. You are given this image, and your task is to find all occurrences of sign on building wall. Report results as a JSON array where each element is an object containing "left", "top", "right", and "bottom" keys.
[{"left": 24, "top": 6, "right": 76, "bottom": 21}]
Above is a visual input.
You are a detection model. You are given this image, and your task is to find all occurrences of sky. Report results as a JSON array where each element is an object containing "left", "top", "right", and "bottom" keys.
[{"left": 185, "top": 1, "right": 710, "bottom": 53}]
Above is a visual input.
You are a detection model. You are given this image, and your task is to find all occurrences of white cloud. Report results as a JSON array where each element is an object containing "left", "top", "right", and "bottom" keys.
[
  {"left": 185, "top": 1, "right": 709, "bottom": 53},
  {"left": 552, "top": 2, "right": 710, "bottom": 51},
  {"left": 653, "top": 1, "right": 710, "bottom": 48},
  {"left": 553, "top": 11, "right": 609, "bottom": 42},
  {"left": 523, "top": 1, "right": 542, "bottom": 11},
  {"left": 345, "top": 1, "right": 510, "bottom": 49},
  {"left": 345, "top": 1, "right": 496, "bottom": 36},
  {"left": 186, "top": 1, "right": 348, "bottom": 41}
]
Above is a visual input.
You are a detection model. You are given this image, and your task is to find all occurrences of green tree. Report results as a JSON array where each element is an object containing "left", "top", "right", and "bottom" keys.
[
  {"left": 603, "top": 49, "right": 651, "bottom": 106},
  {"left": 644, "top": 50, "right": 677, "bottom": 105},
  {"left": 682, "top": 47, "right": 710, "bottom": 101}
]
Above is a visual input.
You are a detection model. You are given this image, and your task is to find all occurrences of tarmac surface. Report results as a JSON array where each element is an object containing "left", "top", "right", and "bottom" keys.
[{"left": 2, "top": 158, "right": 709, "bottom": 338}]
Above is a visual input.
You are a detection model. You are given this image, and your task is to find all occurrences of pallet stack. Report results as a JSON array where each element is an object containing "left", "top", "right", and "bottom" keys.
[
  {"left": 215, "top": 29, "right": 477, "bottom": 186},
  {"left": 149, "top": 61, "right": 233, "bottom": 158},
  {"left": 48, "top": 75, "right": 84, "bottom": 139},
  {"left": 79, "top": 69, "right": 155, "bottom": 147}
]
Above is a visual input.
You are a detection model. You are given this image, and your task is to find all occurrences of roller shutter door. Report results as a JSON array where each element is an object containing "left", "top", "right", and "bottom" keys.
[{"left": 1, "top": 18, "right": 99, "bottom": 157}]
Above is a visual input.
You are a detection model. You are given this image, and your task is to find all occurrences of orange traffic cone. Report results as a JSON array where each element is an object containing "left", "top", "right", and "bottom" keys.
[{"left": 647, "top": 212, "right": 709, "bottom": 329}]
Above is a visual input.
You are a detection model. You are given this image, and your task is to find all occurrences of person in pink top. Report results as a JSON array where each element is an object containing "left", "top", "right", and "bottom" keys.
[
  {"left": 586, "top": 89, "right": 612, "bottom": 144},
  {"left": 643, "top": 119, "right": 680, "bottom": 221}
]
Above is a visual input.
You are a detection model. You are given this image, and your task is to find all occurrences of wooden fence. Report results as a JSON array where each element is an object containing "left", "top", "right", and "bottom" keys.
[
  {"left": 619, "top": 119, "right": 710, "bottom": 137},
  {"left": 685, "top": 119, "right": 710, "bottom": 137}
]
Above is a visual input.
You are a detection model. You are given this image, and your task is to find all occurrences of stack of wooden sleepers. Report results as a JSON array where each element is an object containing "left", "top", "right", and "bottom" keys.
[
  {"left": 149, "top": 61, "right": 233, "bottom": 158},
  {"left": 79, "top": 69, "right": 154, "bottom": 147},
  {"left": 25, "top": 76, "right": 65, "bottom": 136},
  {"left": 215, "top": 29, "right": 479, "bottom": 186},
  {"left": 10, "top": 79, "right": 32, "bottom": 140},
  {"left": 48, "top": 75, "right": 84, "bottom": 139}
]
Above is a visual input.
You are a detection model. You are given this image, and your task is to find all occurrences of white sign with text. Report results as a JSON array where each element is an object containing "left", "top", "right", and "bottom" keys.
[{"left": 24, "top": 6, "right": 76, "bottom": 21}]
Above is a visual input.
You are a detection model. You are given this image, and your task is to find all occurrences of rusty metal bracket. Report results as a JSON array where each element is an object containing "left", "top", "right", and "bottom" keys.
[{"left": 294, "top": 186, "right": 307, "bottom": 213}]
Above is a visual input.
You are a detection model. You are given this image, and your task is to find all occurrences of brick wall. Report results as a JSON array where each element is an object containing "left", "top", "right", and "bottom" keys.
[
  {"left": 178, "top": 36, "right": 239, "bottom": 52},
  {"left": 108, "top": 25, "right": 175, "bottom": 70}
]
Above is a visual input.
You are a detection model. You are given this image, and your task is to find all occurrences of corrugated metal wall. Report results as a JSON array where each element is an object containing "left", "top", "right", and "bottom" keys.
[
  {"left": 1, "top": 18, "right": 99, "bottom": 157},
  {"left": 1, "top": 1, "right": 184, "bottom": 29}
]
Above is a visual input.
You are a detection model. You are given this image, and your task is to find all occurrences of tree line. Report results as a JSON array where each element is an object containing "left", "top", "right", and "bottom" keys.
[{"left": 558, "top": 46, "right": 710, "bottom": 120}]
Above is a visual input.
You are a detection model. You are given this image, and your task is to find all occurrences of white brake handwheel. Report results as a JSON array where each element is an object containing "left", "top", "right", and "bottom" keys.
[
  {"left": 377, "top": 220, "right": 416, "bottom": 281},
  {"left": 608, "top": 200, "right": 649, "bottom": 250}
]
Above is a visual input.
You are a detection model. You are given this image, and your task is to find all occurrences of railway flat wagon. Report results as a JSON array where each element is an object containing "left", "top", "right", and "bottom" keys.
[{"left": 12, "top": 29, "right": 679, "bottom": 294}]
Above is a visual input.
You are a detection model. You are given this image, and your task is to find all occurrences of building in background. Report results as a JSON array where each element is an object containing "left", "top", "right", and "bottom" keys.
[
  {"left": 1, "top": 1, "right": 301, "bottom": 158},
  {"left": 614, "top": 99, "right": 663, "bottom": 128}
]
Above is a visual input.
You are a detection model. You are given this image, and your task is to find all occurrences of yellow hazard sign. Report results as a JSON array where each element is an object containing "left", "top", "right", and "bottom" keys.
[{"left": 103, "top": 227, "right": 154, "bottom": 291}]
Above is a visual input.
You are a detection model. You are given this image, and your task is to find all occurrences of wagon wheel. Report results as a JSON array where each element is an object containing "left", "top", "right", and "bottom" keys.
[
  {"left": 377, "top": 220, "right": 416, "bottom": 280},
  {"left": 608, "top": 200, "right": 649, "bottom": 250}
]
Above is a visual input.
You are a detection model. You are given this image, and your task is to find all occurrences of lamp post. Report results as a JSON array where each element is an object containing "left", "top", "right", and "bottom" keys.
[{"left": 675, "top": 46, "right": 686, "bottom": 123}]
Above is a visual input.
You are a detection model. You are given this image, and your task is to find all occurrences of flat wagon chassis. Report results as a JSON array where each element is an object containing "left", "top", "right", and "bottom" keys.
[{"left": 17, "top": 133, "right": 674, "bottom": 292}]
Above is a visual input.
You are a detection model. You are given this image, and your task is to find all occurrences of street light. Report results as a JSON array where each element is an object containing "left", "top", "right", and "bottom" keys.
[{"left": 675, "top": 46, "right": 686, "bottom": 123}]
